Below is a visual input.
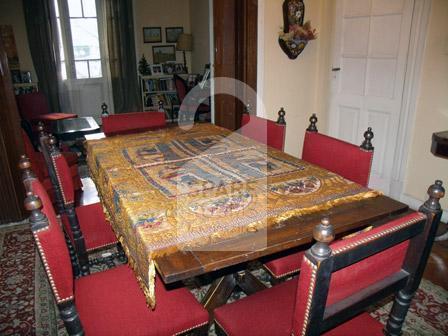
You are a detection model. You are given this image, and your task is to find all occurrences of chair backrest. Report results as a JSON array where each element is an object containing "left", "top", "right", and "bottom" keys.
[
  {"left": 101, "top": 111, "right": 166, "bottom": 136},
  {"left": 240, "top": 110, "right": 286, "bottom": 151},
  {"left": 174, "top": 74, "right": 187, "bottom": 102},
  {"left": 291, "top": 180, "right": 444, "bottom": 336},
  {"left": 22, "top": 173, "right": 74, "bottom": 305},
  {"left": 302, "top": 114, "right": 374, "bottom": 187},
  {"left": 16, "top": 92, "right": 50, "bottom": 121},
  {"left": 20, "top": 128, "right": 47, "bottom": 180}
]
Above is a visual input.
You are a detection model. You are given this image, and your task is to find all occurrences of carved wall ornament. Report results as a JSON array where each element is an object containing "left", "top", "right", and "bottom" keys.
[{"left": 278, "top": 0, "right": 317, "bottom": 59}]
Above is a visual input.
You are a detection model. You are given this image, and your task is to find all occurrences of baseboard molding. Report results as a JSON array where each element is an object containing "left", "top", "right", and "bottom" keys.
[{"left": 400, "top": 193, "right": 448, "bottom": 223}]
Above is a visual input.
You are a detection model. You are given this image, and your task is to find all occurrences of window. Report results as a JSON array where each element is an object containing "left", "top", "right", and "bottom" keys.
[{"left": 54, "top": 0, "right": 102, "bottom": 79}]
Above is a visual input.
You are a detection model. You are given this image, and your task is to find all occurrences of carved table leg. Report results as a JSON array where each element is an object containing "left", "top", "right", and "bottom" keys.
[
  {"left": 235, "top": 270, "right": 267, "bottom": 295},
  {"left": 201, "top": 274, "right": 236, "bottom": 314}
]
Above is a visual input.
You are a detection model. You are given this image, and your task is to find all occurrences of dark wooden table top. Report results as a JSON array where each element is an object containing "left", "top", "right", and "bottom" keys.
[
  {"left": 155, "top": 194, "right": 409, "bottom": 284},
  {"left": 53, "top": 116, "right": 100, "bottom": 135}
]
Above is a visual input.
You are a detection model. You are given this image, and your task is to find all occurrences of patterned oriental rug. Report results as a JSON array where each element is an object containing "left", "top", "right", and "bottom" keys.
[{"left": 1, "top": 224, "right": 447, "bottom": 335}]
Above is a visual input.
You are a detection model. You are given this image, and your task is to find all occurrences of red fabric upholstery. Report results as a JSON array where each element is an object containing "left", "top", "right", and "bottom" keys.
[
  {"left": 302, "top": 131, "right": 373, "bottom": 187},
  {"left": 29, "top": 179, "right": 74, "bottom": 303},
  {"left": 75, "top": 265, "right": 209, "bottom": 336},
  {"left": 174, "top": 75, "right": 187, "bottom": 101},
  {"left": 291, "top": 212, "right": 423, "bottom": 335},
  {"left": 102, "top": 112, "right": 166, "bottom": 137},
  {"left": 38, "top": 113, "right": 77, "bottom": 121},
  {"left": 51, "top": 154, "right": 75, "bottom": 205},
  {"left": 16, "top": 92, "right": 77, "bottom": 122},
  {"left": 21, "top": 129, "right": 81, "bottom": 191},
  {"left": 216, "top": 212, "right": 425, "bottom": 335},
  {"left": 214, "top": 279, "right": 382, "bottom": 336},
  {"left": 241, "top": 114, "right": 286, "bottom": 151},
  {"left": 264, "top": 251, "right": 305, "bottom": 279},
  {"left": 75, "top": 203, "right": 117, "bottom": 251}
]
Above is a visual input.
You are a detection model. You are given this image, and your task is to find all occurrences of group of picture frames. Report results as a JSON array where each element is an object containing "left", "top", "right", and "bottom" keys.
[{"left": 143, "top": 27, "right": 183, "bottom": 43}]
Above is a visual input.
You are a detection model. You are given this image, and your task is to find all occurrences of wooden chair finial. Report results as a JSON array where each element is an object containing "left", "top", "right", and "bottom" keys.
[
  {"left": 360, "top": 127, "right": 374, "bottom": 151},
  {"left": 421, "top": 180, "right": 445, "bottom": 212},
  {"left": 306, "top": 113, "right": 318, "bottom": 132},
  {"left": 277, "top": 107, "right": 286, "bottom": 125},
  {"left": 24, "top": 193, "right": 49, "bottom": 231},
  {"left": 101, "top": 102, "right": 109, "bottom": 117},
  {"left": 311, "top": 217, "right": 334, "bottom": 258},
  {"left": 18, "top": 155, "right": 35, "bottom": 181},
  {"left": 37, "top": 121, "right": 46, "bottom": 136}
]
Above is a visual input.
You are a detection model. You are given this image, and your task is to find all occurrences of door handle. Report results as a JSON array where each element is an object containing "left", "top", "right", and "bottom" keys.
[{"left": 332, "top": 67, "right": 341, "bottom": 72}]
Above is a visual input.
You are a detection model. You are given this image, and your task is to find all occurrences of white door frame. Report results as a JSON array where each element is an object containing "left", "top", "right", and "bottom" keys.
[{"left": 390, "top": 0, "right": 432, "bottom": 201}]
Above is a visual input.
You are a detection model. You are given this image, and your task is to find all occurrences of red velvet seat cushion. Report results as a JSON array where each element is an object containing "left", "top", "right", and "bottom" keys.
[
  {"left": 61, "top": 202, "right": 117, "bottom": 251},
  {"left": 16, "top": 92, "right": 77, "bottom": 122},
  {"left": 38, "top": 113, "right": 77, "bottom": 121},
  {"left": 302, "top": 132, "right": 373, "bottom": 187},
  {"left": 215, "top": 279, "right": 297, "bottom": 336},
  {"left": 102, "top": 112, "right": 166, "bottom": 137},
  {"left": 241, "top": 114, "right": 285, "bottom": 151},
  {"left": 264, "top": 251, "right": 304, "bottom": 279},
  {"left": 214, "top": 279, "right": 382, "bottom": 336},
  {"left": 75, "top": 265, "right": 209, "bottom": 336}
]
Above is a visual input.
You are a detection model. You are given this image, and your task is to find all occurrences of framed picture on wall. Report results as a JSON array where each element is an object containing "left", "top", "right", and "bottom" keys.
[
  {"left": 165, "top": 27, "right": 184, "bottom": 43},
  {"left": 152, "top": 45, "right": 176, "bottom": 64},
  {"left": 143, "top": 27, "right": 162, "bottom": 43}
]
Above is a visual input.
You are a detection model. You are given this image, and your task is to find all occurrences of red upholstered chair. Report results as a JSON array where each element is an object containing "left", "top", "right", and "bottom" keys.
[
  {"left": 21, "top": 128, "right": 82, "bottom": 197},
  {"left": 240, "top": 108, "right": 286, "bottom": 151},
  {"left": 39, "top": 137, "right": 120, "bottom": 276},
  {"left": 23, "top": 177, "right": 209, "bottom": 336},
  {"left": 16, "top": 92, "right": 77, "bottom": 124},
  {"left": 101, "top": 110, "right": 166, "bottom": 137},
  {"left": 215, "top": 181, "right": 445, "bottom": 336},
  {"left": 263, "top": 114, "right": 374, "bottom": 281},
  {"left": 173, "top": 74, "right": 210, "bottom": 122}
]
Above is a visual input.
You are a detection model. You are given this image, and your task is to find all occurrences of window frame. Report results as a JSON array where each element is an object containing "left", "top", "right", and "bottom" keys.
[{"left": 55, "top": 0, "right": 103, "bottom": 80}]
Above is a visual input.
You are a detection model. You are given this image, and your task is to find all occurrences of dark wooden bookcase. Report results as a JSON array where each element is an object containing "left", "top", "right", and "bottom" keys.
[{"left": 0, "top": 38, "right": 26, "bottom": 224}]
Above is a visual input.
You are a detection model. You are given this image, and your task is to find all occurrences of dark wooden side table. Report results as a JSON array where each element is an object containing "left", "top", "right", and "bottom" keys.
[
  {"left": 53, "top": 116, "right": 100, "bottom": 141},
  {"left": 431, "top": 130, "right": 448, "bottom": 241}
]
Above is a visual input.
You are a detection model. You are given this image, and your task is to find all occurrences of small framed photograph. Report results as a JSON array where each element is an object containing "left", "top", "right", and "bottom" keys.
[
  {"left": 174, "top": 63, "right": 186, "bottom": 74},
  {"left": 152, "top": 45, "right": 176, "bottom": 64},
  {"left": 143, "top": 27, "right": 162, "bottom": 43},
  {"left": 151, "top": 64, "right": 163, "bottom": 75},
  {"left": 162, "top": 63, "right": 175, "bottom": 75},
  {"left": 165, "top": 27, "right": 184, "bottom": 43}
]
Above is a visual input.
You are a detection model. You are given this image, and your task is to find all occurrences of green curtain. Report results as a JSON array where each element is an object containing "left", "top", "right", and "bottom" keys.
[
  {"left": 105, "top": 0, "right": 141, "bottom": 113},
  {"left": 23, "top": 0, "right": 61, "bottom": 112}
]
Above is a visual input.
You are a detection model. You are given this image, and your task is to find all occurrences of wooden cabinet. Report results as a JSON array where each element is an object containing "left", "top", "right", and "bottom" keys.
[{"left": 0, "top": 38, "right": 26, "bottom": 224}]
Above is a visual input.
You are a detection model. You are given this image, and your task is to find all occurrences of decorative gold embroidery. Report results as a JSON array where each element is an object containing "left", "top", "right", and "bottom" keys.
[
  {"left": 301, "top": 257, "right": 318, "bottom": 336},
  {"left": 85, "top": 124, "right": 383, "bottom": 307}
]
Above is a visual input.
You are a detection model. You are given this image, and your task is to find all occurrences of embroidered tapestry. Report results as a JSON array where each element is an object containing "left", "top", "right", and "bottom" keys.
[{"left": 86, "top": 124, "right": 380, "bottom": 308}]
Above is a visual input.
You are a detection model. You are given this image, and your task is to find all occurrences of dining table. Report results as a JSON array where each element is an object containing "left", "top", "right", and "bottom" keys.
[{"left": 85, "top": 123, "right": 409, "bottom": 310}]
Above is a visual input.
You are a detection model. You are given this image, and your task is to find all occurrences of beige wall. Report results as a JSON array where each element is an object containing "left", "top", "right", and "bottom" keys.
[
  {"left": 260, "top": 0, "right": 334, "bottom": 157},
  {"left": 189, "top": 0, "right": 210, "bottom": 74},
  {"left": 0, "top": 0, "right": 36, "bottom": 81},
  {"left": 133, "top": 0, "right": 192, "bottom": 71},
  {"left": 403, "top": 0, "right": 448, "bottom": 210}
]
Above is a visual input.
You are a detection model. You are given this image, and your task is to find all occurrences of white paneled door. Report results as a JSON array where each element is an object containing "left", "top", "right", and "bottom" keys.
[{"left": 329, "top": 0, "right": 414, "bottom": 194}]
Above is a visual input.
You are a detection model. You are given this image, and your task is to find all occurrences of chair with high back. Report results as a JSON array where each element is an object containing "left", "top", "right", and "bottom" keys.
[
  {"left": 214, "top": 180, "right": 444, "bottom": 336},
  {"left": 21, "top": 170, "right": 209, "bottom": 336},
  {"left": 37, "top": 135, "right": 122, "bottom": 276},
  {"left": 240, "top": 108, "right": 287, "bottom": 151},
  {"left": 16, "top": 91, "right": 77, "bottom": 124},
  {"left": 302, "top": 114, "right": 374, "bottom": 187},
  {"left": 263, "top": 114, "right": 374, "bottom": 282},
  {"left": 21, "top": 127, "right": 82, "bottom": 196},
  {"left": 101, "top": 103, "right": 167, "bottom": 137},
  {"left": 173, "top": 74, "right": 210, "bottom": 122}
]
